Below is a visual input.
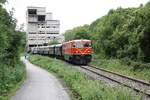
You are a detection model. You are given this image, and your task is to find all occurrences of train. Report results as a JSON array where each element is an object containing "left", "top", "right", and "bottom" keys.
[{"left": 31, "top": 39, "right": 93, "bottom": 65}]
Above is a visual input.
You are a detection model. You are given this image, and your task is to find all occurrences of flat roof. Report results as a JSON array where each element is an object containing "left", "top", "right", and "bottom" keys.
[{"left": 27, "top": 6, "right": 46, "bottom": 9}]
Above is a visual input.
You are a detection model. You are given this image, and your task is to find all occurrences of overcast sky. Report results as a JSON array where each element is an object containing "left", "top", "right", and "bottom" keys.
[{"left": 5, "top": 0, "right": 149, "bottom": 33}]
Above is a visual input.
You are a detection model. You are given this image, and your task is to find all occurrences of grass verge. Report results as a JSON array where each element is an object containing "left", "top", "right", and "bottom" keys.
[
  {"left": 0, "top": 61, "right": 26, "bottom": 100},
  {"left": 29, "top": 55, "right": 141, "bottom": 100},
  {"left": 90, "top": 55, "right": 150, "bottom": 82}
]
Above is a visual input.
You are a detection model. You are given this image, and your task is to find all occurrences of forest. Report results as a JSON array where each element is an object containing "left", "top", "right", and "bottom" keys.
[
  {"left": 64, "top": 1, "right": 150, "bottom": 64},
  {"left": 0, "top": 0, "right": 26, "bottom": 99}
]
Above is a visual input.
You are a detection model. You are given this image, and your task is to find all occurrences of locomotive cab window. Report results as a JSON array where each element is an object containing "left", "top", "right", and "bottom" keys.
[{"left": 84, "top": 43, "right": 90, "bottom": 47}]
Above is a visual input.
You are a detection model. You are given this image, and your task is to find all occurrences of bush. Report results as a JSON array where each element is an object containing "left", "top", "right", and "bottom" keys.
[
  {"left": 29, "top": 55, "right": 140, "bottom": 100},
  {"left": 0, "top": 1, "right": 26, "bottom": 99},
  {"left": 130, "top": 62, "right": 150, "bottom": 71},
  {"left": 0, "top": 62, "right": 26, "bottom": 99}
]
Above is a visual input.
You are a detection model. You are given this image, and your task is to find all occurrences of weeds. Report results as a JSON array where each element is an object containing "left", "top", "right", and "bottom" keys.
[
  {"left": 90, "top": 55, "right": 150, "bottom": 82},
  {"left": 0, "top": 62, "right": 26, "bottom": 100},
  {"left": 29, "top": 55, "right": 140, "bottom": 100}
]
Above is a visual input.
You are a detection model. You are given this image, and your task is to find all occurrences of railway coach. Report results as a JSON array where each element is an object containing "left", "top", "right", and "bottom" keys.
[{"left": 31, "top": 39, "right": 93, "bottom": 65}]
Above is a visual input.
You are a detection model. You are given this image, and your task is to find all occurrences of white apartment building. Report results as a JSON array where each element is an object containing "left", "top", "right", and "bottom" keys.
[{"left": 26, "top": 6, "right": 64, "bottom": 51}]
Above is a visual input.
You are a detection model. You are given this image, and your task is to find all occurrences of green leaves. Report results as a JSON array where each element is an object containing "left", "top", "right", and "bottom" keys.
[
  {"left": 64, "top": 25, "right": 90, "bottom": 41},
  {"left": 63, "top": 1, "right": 150, "bottom": 62},
  {"left": 0, "top": 0, "right": 6, "bottom": 4},
  {"left": 0, "top": 2, "right": 26, "bottom": 98},
  {"left": 48, "top": 40, "right": 59, "bottom": 45}
]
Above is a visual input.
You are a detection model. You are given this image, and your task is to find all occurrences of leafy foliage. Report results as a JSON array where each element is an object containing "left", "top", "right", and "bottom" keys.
[
  {"left": 0, "top": 2, "right": 26, "bottom": 98},
  {"left": 0, "top": 0, "right": 6, "bottom": 4},
  {"left": 90, "top": 4, "right": 150, "bottom": 62},
  {"left": 64, "top": 25, "right": 90, "bottom": 41},
  {"left": 64, "top": 1, "right": 150, "bottom": 62},
  {"left": 48, "top": 40, "right": 59, "bottom": 45}
]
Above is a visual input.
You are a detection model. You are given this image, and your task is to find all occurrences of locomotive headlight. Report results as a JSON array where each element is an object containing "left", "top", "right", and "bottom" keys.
[{"left": 87, "top": 50, "right": 91, "bottom": 53}]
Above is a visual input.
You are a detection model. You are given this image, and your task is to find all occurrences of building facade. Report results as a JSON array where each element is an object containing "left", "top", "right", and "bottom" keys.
[{"left": 26, "top": 6, "right": 64, "bottom": 51}]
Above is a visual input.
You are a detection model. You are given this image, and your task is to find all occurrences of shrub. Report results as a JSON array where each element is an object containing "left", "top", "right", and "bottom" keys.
[{"left": 29, "top": 55, "right": 140, "bottom": 100}]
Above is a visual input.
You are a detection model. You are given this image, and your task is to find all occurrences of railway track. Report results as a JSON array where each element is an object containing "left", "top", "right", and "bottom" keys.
[{"left": 79, "top": 65, "right": 150, "bottom": 97}]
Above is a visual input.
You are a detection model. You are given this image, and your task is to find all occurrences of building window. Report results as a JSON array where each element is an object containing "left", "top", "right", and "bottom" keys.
[
  {"left": 38, "top": 24, "right": 40, "bottom": 28},
  {"left": 28, "top": 9, "right": 37, "bottom": 15},
  {"left": 47, "top": 33, "right": 58, "bottom": 34},
  {"left": 29, "top": 39, "right": 35, "bottom": 40},
  {"left": 41, "top": 26, "right": 45, "bottom": 28},
  {"left": 39, "top": 32, "right": 45, "bottom": 34},
  {"left": 46, "top": 26, "right": 50, "bottom": 28},
  {"left": 38, "top": 15, "right": 45, "bottom": 21},
  {"left": 29, "top": 32, "right": 36, "bottom": 34},
  {"left": 40, "top": 24, "right": 45, "bottom": 28}
]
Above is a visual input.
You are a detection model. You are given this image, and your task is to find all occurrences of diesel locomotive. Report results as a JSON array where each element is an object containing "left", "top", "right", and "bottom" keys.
[{"left": 31, "top": 39, "right": 92, "bottom": 65}]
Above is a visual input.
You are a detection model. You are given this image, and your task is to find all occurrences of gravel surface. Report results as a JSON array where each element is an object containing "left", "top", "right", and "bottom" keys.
[
  {"left": 68, "top": 64, "right": 150, "bottom": 100},
  {"left": 82, "top": 65, "right": 150, "bottom": 95},
  {"left": 11, "top": 57, "right": 70, "bottom": 100},
  {"left": 72, "top": 65, "right": 120, "bottom": 87}
]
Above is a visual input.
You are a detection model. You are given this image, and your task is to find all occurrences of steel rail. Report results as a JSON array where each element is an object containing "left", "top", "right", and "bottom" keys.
[
  {"left": 79, "top": 65, "right": 150, "bottom": 97},
  {"left": 89, "top": 65, "right": 150, "bottom": 86}
]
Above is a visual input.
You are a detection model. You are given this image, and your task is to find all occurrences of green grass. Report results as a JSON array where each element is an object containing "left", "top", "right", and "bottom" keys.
[
  {"left": 0, "top": 61, "right": 26, "bottom": 100},
  {"left": 29, "top": 55, "right": 141, "bottom": 100},
  {"left": 90, "top": 55, "right": 150, "bottom": 82}
]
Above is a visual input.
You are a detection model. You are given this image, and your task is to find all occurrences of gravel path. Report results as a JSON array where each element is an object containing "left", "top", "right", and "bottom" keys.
[{"left": 11, "top": 57, "right": 70, "bottom": 100}]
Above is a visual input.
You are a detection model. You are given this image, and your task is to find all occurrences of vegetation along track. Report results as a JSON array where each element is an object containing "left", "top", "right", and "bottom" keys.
[{"left": 79, "top": 65, "right": 150, "bottom": 97}]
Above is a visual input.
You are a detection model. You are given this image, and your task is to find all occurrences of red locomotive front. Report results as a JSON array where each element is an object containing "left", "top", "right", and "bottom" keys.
[{"left": 62, "top": 39, "right": 92, "bottom": 64}]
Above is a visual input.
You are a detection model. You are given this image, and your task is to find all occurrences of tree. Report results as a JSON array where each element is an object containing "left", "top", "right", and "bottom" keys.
[
  {"left": 48, "top": 40, "right": 59, "bottom": 45},
  {"left": 0, "top": 0, "right": 6, "bottom": 4},
  {"left": 0, "top": 2, "right": 26, "bottom": 95},
  {"left": 64, "top": 25, "right": 90, "bottom": 41},
  {"left": 63, "top": 1, "right": 150, "bottom": 62}
]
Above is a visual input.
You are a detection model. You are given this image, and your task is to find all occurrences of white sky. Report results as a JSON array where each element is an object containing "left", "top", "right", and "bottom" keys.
[{"left": 5, "top": 0, "right": 149, "bottom": 33}]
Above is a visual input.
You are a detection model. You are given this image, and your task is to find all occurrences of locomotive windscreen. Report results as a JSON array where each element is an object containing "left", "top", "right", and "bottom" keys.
[
  {"left": 75, "top": 41, "right": 82, "bottom": 48},
  {"left": 74, "top": 41, "right": 91, "bottom": 48}
]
